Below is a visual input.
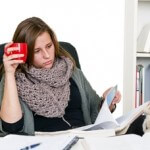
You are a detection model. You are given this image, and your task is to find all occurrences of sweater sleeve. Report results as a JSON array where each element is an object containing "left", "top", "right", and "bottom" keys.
[
  {"left": 78, "top": 69, "right": 103, "bottom": 123},
  {"left": 1, "top": 117, "right": 24, "bottom": 133},
  {"left": 0, "top": 74, "right": 35, "bottom": 136},
  {"left": 0, "top": 75, "right": 7, "bottom": 136}
]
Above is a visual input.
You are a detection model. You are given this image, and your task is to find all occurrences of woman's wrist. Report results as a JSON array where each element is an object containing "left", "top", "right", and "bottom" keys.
[
  {"left": 110, "top": 104, "right": 116, "bottom": 113},
  {"left": 5, "top": 72, "right": 15, "bottom": 79},
  {"left": 99, "top": 96, "right": 116, "bottom": 113}
]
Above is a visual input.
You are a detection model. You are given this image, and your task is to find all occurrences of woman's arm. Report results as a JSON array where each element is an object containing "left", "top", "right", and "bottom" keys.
[
  {"left": 0, "top": 73, "right": 22, "bottom": 123},
  {"left": 0, "top": 42, "right": 24, "bottom": 123}
]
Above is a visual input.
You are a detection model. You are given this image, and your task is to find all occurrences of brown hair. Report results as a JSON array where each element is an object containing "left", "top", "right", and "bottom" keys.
[{"left": 13, "top": 17, "right": 75, "bottom": 68}]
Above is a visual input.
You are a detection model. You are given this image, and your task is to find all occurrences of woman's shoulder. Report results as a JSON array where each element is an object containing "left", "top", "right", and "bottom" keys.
[
  {"left": 72, "top": 67, "right": 86, "bottom": 84},
  {"left": 72, "top": 67, "right": 83, "bottom": 77}
]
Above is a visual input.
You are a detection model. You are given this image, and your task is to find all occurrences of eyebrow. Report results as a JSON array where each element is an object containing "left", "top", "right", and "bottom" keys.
[
  {"left": 46, "top": 42, "right": 52, "bottom": 46},
  {"left": 34, "top": 42, "right": 52, "bottom": 51}
]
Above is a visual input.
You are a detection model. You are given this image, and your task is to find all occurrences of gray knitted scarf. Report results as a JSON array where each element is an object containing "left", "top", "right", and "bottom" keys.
[{"left": 15, "top": 56, "right": 73, "bottom": 118}]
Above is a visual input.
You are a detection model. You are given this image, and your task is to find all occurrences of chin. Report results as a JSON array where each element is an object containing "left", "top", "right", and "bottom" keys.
[{"left": 43, "top": 64, "right": 53, "bottom": 69}]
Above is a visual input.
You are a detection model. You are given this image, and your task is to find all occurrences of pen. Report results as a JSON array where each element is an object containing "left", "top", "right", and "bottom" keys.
[
  {"left": 20, "top": 143, "right": 41, "bottom": 150},
  {"left": 62, "top": 136, "right": 83, "bottom": 150}
]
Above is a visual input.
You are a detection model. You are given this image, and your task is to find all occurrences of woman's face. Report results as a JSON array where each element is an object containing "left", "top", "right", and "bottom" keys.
[{"left": 33, "top": 31, "right": 55, "bottom": 69}]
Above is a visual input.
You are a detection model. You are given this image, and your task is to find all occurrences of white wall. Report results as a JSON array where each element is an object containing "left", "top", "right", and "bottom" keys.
[
  {"left": 0, "top": 0, "right": 125, "bottom": 117},
  {"left": 138, "top": 2, "right": 150, "bottom": 36}
]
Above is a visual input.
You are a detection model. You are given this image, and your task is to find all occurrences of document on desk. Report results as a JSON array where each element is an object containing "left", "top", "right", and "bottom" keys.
[
  {"left": 83, "top": 133, "right": 150, "bottom": 150},
  {"left": 1, "top": 133, "right": 150, "bottom": 150},
  {"left": 0, "top": 134, "right": 83, "bottom": 150}
]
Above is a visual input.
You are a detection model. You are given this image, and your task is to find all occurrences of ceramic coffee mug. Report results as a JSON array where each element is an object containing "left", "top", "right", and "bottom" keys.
[{"left": 4, "top": 43, "right": 28, "bottom": 62}]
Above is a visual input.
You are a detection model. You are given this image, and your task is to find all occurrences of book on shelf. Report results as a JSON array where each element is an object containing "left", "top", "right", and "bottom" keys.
[
  {"left": 135, "top": 65, "right": 140, "bottom": 107},
  {"left": 135, "top": 64, "right": 145, "bottom": 107}
]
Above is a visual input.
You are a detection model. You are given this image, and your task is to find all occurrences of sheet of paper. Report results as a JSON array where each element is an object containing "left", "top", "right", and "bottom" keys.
[
  {"left": 0, "top": 134, "right": 77, "bottom": 150},
  {"left": 83, "top": 133, "right": 150, "bottom": 150},
  {"left": 83, "top": 134, "right": 144, "bottom": 150},
  {"left": 94, "top": 97, "right": 119, "bottom": 125},
  {"left": 74, "top": 85, "right": 119, "bottom": 131},
  {"left": 36, "top": 127, "right": 115, "bottom": 137}
]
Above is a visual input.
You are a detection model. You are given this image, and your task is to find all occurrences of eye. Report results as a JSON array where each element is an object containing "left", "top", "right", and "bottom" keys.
[
  {"left": 47, "top": 44, "right": 52, "bottom": 48},
  {"left": 34, "top": 49, "right": 40, "bottom": 53}
]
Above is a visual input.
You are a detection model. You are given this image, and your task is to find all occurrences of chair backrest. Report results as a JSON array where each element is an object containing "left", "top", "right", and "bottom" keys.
[
  {"left": 0, "top": 43, "right": 5, "bottom": 64},
  {"left": 0, "top": 42, "right": 81, "bottom": 69},
  {"left": 59, "top": 42, "right": 81, "bottom": 69}
]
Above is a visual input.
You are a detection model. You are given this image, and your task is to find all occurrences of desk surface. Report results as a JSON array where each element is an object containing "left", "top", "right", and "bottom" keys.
[{"left": 0, "top": 132, "right": 150, "bottom": 150}]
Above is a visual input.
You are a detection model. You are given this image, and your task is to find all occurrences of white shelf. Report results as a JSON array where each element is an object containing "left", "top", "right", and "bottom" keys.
[
  {"left": 124, "top": 0, "right": 150, "bottom": 114},
  {"left": 139, "top": 0, "right": 150, "bottom": 2},
  {"left": 136, "top": 52, "right": 150, "bottom": 57}
]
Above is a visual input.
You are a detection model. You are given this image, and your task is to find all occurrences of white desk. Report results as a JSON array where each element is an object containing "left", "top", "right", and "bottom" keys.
[{"left": 0, "top": 132, "right": 150, "bottom": 150}]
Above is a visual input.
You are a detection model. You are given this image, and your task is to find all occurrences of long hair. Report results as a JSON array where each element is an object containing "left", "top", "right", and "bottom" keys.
[{"left": 12, "top": 17, "right": 76, "bottom": 68}]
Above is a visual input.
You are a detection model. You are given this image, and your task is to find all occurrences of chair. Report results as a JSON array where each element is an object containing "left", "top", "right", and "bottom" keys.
[
  {"left": 59, "top": 42, "right": 81, "bottom": 69},
  {"left": 0, "top": 42, "right": 81, "bottom": 69},
  {"left": 0, "top": 43, "right": 5, "bottom": 64}
]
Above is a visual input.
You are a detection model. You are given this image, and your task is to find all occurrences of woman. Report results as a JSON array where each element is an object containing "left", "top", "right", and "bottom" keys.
[{"left": 0, "top": 17, "right": 121, "bottom": 135}]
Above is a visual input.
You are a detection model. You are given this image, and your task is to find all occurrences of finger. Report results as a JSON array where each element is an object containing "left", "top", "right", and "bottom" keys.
[
  {"left": 114, "top": 93, "right": 121, "bottom": 101},
  {"left": 4, "top": 42, "right": 13, "bottom": 49},
  {"left": 3, "top": 53, "right": 7, "bottom": 58},
  {"left": 115, "top": 91, "right": 121, "bottom": 98},
  {"left": 103, "top": 87, "right": 112, "bottom": 98},
  {"left": 112, "top": 94, "right": 121, "bottom": 104},
  {"left": 6, "top": 47, "right": 20, "bottom": 53},
  {"left": 6, "top": 59, "right": 24, "bottom": 65},
  {"left": 112, "top": 96, "right": 121, "bottom": 104},
  {"left": 112, "top": 99, "right": 120, "bottom": 104},
  {"left": 5, "top": 42, "right": 20, "bottom": 54},
  {"left": 4, "top": 54, "right": 24, "bottom": 61}
]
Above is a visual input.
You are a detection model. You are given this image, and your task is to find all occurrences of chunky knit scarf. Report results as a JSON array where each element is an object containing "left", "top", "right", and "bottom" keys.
[{"left": 15, "top": 56, "right": 73, "bottom": 118}]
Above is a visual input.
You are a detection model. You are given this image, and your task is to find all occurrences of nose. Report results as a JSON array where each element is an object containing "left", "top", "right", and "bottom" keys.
[{"left": 42, "top": 49, "right": 50, "bottom": 59}]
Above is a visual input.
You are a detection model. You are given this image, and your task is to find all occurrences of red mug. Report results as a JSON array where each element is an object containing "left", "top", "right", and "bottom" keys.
[{"left": 4, "top": 43, "right": 28, "bottom": 63}]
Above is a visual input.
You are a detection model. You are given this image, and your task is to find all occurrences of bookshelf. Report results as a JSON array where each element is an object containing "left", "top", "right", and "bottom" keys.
[
  {"left": 136, "top": 52, "right": 150, "bottom": 57},
  {"left": 124, "top": 0, "right": 150, "bottom": 114}
]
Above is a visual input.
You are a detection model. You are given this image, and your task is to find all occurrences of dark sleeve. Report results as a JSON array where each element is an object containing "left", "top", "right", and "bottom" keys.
[
  {"left": 2, "top": 116, "right": 24, "bottom": 133},
  {"left": 126, "top": 114, "right": 146, "bottom": 136},
  {"left": 79, "top": 69, "right": 102, "bottom": 123}
]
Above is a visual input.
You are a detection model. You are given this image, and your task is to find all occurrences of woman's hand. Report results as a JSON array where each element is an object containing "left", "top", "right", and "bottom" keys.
[
  {"left": 3, "top": 42, "right": 24, "bottom": 74},
  {"left": 102, "top": 87, "right": 121, "bottom": 112},
  {"left": 111, "top": 90, "right": 121, "bottom": 105}
]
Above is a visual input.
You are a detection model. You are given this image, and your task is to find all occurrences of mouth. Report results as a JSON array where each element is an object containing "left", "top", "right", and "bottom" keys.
[{"left": 43, "top": 60, "right": 53, "bottom": 66}]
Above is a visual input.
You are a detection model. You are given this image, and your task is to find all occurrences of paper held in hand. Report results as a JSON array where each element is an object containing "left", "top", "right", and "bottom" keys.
[{"left": 94, "top": 85, "right": 118, "bottom": 124}]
